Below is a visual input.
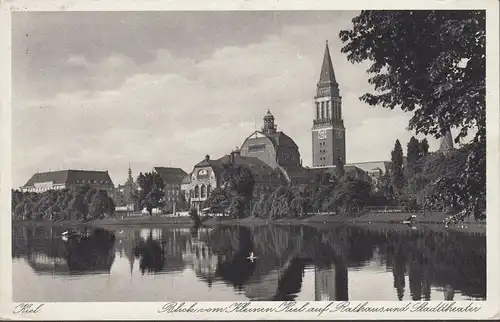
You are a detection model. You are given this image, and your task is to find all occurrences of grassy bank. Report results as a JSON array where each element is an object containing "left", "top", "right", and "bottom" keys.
[{"left": 12, "top": 211, "right": 485, "bottom": 234}]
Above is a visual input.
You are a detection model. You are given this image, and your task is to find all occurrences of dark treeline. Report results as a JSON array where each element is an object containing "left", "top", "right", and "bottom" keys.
[
  {"left": 371, "top": 138, "right": 485, "bottom": 218},
  {"left": 12, "top": 185, "right": 115, "bottom": 221},
  {"left": 203, "top": 161, "right": 373, "bottom": 220}
]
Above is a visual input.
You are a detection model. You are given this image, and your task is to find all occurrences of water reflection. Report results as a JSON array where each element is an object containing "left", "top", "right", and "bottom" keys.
[
  {"left": 12, "top": 224, "right": 486, "bottom": 302},
  {"left": 12, "top": 226, "right": 115, "bottom": 276}
]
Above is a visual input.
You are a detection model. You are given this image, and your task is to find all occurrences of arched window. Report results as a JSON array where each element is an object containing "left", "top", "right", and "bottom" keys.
[
  {"left": 321, "top": 102, "right": 325, "bottom": 118},
  {"left": 326, "top": 101, "right": 330, "bottom": 119},
  {"left": 316, "top": 102, "right": 320, "bottom": 119},
  {"left": 207, "top": 185, "right": 211, "bottom": 196},
  {"left": 201, "top": 185, "right": 207, "bottom": 198},
  {"left": 194, "top": 185, "right": 199, "bottom": 198}
]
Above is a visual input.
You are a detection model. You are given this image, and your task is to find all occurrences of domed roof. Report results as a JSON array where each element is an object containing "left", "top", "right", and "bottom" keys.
[
  {"left": 263, "top": 109, "right": 274, "bottom": 120},
  {"left": 266, "top": 131, "right": 299, "bottom": 149}
]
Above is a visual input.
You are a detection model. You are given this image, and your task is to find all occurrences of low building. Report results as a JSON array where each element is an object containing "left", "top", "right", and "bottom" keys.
[
  {"left": 21, "top": 169, "right": 115, "bottom": 197},
  {"left": 346, "top": 161, "right": 391, "bottom": 183},
  {"left": 305, "top": 164, "right": 372, "bottom": 183},
  {"left": 154, "top": 167, "right": 188, "bottom": 212}
]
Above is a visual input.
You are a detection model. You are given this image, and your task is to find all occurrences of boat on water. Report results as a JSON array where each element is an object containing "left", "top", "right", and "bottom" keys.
[
  {"left": 61, "top": 229, "right": 91, "bottom": 242},
  {"left": 402, "top": 215, "right": 417, "bottom": 225}
]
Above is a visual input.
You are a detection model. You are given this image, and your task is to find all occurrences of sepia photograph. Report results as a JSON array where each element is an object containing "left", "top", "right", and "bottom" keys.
[{"left": 1, "top": 2, "right": 499, "bottom": 320}]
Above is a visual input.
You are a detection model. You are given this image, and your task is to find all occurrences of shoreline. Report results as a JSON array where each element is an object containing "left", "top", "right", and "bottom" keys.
[{"left": 12, "top": 211, "right": 486, "bottom": 235}]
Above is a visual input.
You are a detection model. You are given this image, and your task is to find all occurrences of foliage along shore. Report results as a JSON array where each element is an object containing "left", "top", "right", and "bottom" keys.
[{"left": 12, "top": 211, "right": 485, "bottom": 235}]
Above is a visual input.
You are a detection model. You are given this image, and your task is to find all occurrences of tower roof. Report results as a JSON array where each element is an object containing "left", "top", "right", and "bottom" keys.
[
  {"left": 264, "top": 109, "right": 274, "bottom": 120},
  {"left": 318, "top": 41, "right": 338, "bottom": 88}
]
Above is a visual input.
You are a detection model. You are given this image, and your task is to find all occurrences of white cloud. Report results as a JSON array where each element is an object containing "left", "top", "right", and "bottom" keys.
[
  {"left": 13, "top": 19, "right": 451, "bottom": 188},
  {"left": 67, "top": 55, "right": 89, "bottom": 67}
]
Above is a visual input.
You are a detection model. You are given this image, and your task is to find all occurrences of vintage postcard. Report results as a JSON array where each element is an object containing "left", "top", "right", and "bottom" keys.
[{"left": 1, "top": 0, "right": 499, "bottom": 320}]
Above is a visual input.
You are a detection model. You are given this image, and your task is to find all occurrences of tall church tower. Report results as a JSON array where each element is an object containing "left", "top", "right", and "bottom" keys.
[{"left": 312, "top": 41, "right": 346, "bottom": 167}]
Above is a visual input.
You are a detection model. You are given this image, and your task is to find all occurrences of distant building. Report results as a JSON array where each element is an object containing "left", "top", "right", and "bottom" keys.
[
  {"left": 307, "top": 164, "right": 372, "bottom": 183},
  {"left": 186, "top": 150, "right": 277, "bottom": 210},
  {"left": 21, "top": 169, "right": 115, "bottom": 197},
  {"left": 115, "top": 167, "right": 138, "bottom": 211},
  {"left": 346, "top": 161, "right": 392, "bottom": 183},
  {"left": 154, "top": 167, "right": 188, "bottom": 212}
]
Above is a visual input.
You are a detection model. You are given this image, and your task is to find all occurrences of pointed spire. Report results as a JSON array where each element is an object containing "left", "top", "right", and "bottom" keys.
[
  {"left": 318, "top": 40, "right": 337, "bottom": 88},
  {"left": 438, "top": 129, "right": 454, "bottom": 153}
]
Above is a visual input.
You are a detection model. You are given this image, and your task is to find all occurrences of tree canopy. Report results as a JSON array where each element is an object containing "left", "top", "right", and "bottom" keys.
[
  {"left": 12, "top": 186, "right": 115, "bottom": 221},
  {"left": 340, "top": 10, "right": 486, "bottom": 219},
  {"left": 136, "top": 171, "right": 165, "bottom": 216},
  {"left": 339, "top": 10, "right": 485, "bottom": 142}
]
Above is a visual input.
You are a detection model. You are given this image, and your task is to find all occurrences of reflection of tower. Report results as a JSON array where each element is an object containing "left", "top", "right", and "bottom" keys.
[
  {"left": 124, "top": 231, "right": 136, "bottom": 276},
  {"left": 314, "top": 262, "right": 348, "bottom": 301}
]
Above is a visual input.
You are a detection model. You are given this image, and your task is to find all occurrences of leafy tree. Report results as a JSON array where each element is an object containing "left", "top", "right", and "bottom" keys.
[
  {"left": 418, "top": 138, "right": 430, "bottom": 158},
  {"left": 335, "top": 157, "right": 345, "bottom": 177},
  {"left": 137, "top": 172, "right": 165, "bottom": 216},
  {"left": 202, "top": 187, "right": 230, "bottom": 213},
  {"left": 252, "top": 193, "right": 271, "bottom": 218},
  {"left": 407, "top": 137, "right": 420, "bottom": 165},
  {"left": 390, "top": 139, "right": 405, "bottom": 196},
  {"left": 218, "top": 161, "right": 256, "bottom": 218},
  {"left": 340, "top": 10, "right": 485, "bottom": 219}
]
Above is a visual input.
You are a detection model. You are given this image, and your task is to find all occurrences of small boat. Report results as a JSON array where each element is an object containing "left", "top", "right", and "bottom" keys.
[
  {"left": 61, "top": 230, "right": 85, "bottom": 242},
  {"left": 402, "top": 215, "right": 417, "bottom": 224}
]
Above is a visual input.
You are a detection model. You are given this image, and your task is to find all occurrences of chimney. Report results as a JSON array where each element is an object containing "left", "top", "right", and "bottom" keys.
[{"left": 205, "top": 154, "right": 210, "bottom": 161}]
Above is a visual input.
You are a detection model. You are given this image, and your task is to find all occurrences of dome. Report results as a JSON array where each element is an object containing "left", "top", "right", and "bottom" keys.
[{"left": 263, "top": 109, "right": 274, "bottom": 120}]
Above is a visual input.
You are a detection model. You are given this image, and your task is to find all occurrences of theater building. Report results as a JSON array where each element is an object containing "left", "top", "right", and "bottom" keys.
[{"left": 186, "top": 151, "right": 278, "bottom": 210}]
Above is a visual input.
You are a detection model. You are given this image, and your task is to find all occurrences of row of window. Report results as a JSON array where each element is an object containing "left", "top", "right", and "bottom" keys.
[
  {"left": 75, "top": 179, "right": 111, "bottom": 185},
  {"left": 319, "top": 149, "right": 327, "bottom": 153},
  {"left": 166, "top": 189, "right": 180, "bottom": 196},
  {"left": 248, "top": 144, "right": 266, "bottom": 152},
  {"left": 190, "top": 184, "right": 212, "bottom": 199},
  {"left": 319, "top": 156, "right": 327, "bottom": 161},
  {"left": 319, "top": 141, "right": 326, "bottom": 146},
  {"left": 315, "top": 100, "right": 342, "bottom": 120},
  {"left": 24, "top": 185, "right": 65, "bottom": 193}
]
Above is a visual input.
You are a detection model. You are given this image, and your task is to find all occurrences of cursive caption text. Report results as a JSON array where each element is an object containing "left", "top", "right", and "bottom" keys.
[{"left": 158, "top": 301, "right": 482, "bottom": 316}]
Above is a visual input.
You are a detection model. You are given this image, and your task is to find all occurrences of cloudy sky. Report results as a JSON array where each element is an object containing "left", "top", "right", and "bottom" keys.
[{"left": 12, "top": 11, "right": 447, "bottom": 188}]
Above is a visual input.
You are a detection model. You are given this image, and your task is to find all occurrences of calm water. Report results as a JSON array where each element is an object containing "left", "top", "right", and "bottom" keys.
[{"left": 12, "top": 224, "right": 486, "bottom": 302}]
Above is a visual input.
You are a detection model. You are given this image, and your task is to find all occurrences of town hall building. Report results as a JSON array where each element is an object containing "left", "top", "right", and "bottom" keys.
[{"left": 311, "top": 40, "right": 346, "bottom": 167}]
